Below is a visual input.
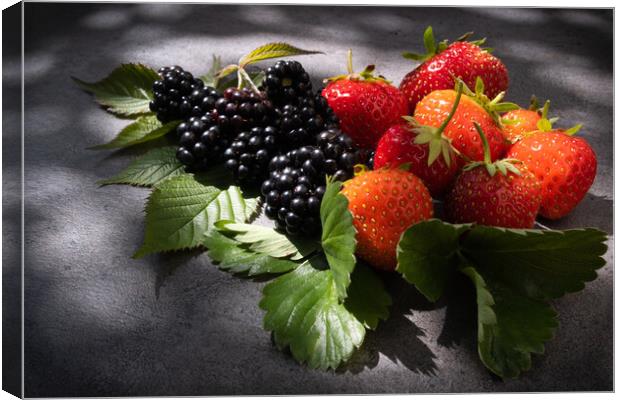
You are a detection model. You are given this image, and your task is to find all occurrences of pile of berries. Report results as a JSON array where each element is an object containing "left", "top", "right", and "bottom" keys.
[
  {"left": 152, "top": 60, "right": 367, "bottom": 235},
  {"left": 155, "top": 26, "right": 597, "bottom": 258}
]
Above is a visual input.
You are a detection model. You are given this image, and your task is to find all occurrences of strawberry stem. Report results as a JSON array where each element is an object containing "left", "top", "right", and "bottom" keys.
[
  {"left": 473, "top": 122, "right": 492, "bottom": 165},
  {"left": 437, "top": 81, "right": 464, "bottom": 135},
  {"left": 541, "top": 100, "right": 550, "bottom": 119}
]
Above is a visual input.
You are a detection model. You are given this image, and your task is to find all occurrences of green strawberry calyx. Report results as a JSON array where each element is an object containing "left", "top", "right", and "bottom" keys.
[
  {"left": 464, "top": 122, "right": 523, "bottom": 177},
  {"left": 402, "top": 81, "right": 464, "bottom": 167},
  {"left": 458, "top": 77, "right": 519, "bottom": 127},
  {"left": 324, "top": 49, "right": 391, "bottom": 84},
  {"left": 402, "top": 26, "right": 490, "bottom": 63}
]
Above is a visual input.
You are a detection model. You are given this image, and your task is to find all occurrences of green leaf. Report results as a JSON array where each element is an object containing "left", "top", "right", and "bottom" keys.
[
  {"left": 98, "top": 146, "right": 186, "bottom": 187},
  {"left": 259, "top": 256, "right": 365, "bottom": 370},
  {"left": 401, "top": 52, "right": 428, "bottom": 61},
  {"left": 461, "top": 225, "right": 607, "bottom": 300},
  {"left": 90, "top": 115, "right": 180, "bottom": 150},
  {"left": 214, "top": 221, "right": 319, "bottom": 261},
  {"left": 423, "top": 26, "right": 436, "bottom": 55},
  {"left": 73, "top": 63, "right": 159, "bottom": 116},
  {"left": 564, "top": 123, "right": 583, "bottom": 136},
  {"left": 344, "top": 262, "right": 391, "bottom": 330},
  {"left": 204, "top": 231, "right": 300, "bottom": 276},
  {"left": 396, "top": 219, "right": 471, "bottom": 302},
  {"left": 462, "top": 267, "right": 558, "bottom": 378},
  {"left": 199, "top": 55, "right": 222, "bottom": 87},
  {"left": 239, "top": 42, "right": 323, "bottom": 67},
  {"left": 133, "top": 175, "right": 259, "bottom": 258},
  {"left": 320, "top": 178, "right": 357, "bottom": 301}
]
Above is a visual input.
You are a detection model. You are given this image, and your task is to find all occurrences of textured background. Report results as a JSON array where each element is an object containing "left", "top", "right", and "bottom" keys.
[{"left": 5, "top": 4, "right": 614, "bottom": 396}]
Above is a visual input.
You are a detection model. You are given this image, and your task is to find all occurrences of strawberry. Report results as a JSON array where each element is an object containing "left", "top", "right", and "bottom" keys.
[
  {"left": 502, "top": 97, "right": 557, "bottom": 142},
  {"left": 322, "top": 50, "right": 409, "bottom": 149},
  {"left": 414, "top": 78, "right": 515, "bottom": 162},
  {"left": 341, "top": 168, "right": 433, "bottom": 271},
  {"left": 506, "top": 125, "right": 595, "bottom": 220},
  {"left": 445, "top": 123, "right": 542, "bottom": 228},
  {"left": 374, "top": 81, "right": 465, "bottom": 197},
  {"left": 399, "top": 26, "right": 509, "bottom": 110}
]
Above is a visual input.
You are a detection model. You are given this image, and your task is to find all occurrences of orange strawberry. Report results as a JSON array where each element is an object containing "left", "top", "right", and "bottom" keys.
[
  {"left": 502, "top": 97, "right": 557, "bottom": 142},
  {"left": 399, "top": 26, "right": 509, "bottom": 110},
  {"left": 341, "top": 168, "right": 433, "bottom": 271},
  {"left": 506, "top": 124, "right": 595, "bottom": 220},
  {"left": 414, "top": 78, "right": 515, "bottom": 163},
  {"left": 322, "top": 51, "right": 409, "bottom": 149},
  {"left": 445, "top": 123, "right": 542, "bottom": 228}
]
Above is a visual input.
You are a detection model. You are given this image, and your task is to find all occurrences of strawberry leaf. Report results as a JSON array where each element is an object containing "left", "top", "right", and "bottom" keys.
[
  {"left": 344, "top": 262, "right": 391, "bottom": 330},
  {"left": 320, "top": 178, "right": 357, "bottom": 301},
  {"left": 214, "top": 221, "right": 319, "bottom": 261},
  {"left": 98, "top": 146, "right": 185, "bottom": 187},
  {"left": 462, "top": 267, "right": 558, "bottom": 379},
  {"left": 133, "top": 175, "right": 259, "bottom": 258},
  {"left": 239, "top": 42, "right": 322, "bottom": 67},
  {"left": 73, "top": 63, "right": 159, "bottom": 116},
  {"left": 259, "top": 255, "right": 365, "bottom": 371},
  {"left": 460, "top": 225, "right": 607, "bottom": 300},
  {"left": 396, "top": 219, "right": 471, "bottom": 302},
  {"left": 204, "top": 230, "right": 301, "bottom": 276},
  {"left": 90, "top": 115, "right": 180, "bottom": 150}
]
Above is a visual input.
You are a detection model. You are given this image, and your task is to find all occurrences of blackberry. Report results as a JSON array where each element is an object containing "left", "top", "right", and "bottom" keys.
[
  {"left": 315, "top": 128, "right": 363, "bottom": 181},
  {"left": 175, "top": 112, "right": 230, "bottom": 170},
  {"left": 223, "top": 126, "right": 279, "bottom": 183},
  {"left": 276, "top": 90, "right": 340, "bottom": 151},
  {"left": 263, "top": 60, "right": 313, "bottom": 107},
  {"left": 176, "top": 87, "right": 278, "bottom": 171},
  {"left": 261, "top": 141, "right": 357, "bottom": 236},
  {"left": 150, "top": 66, "right": 220, "bottom": 122}
]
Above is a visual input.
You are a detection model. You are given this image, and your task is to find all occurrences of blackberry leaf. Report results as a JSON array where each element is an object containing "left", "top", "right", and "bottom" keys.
[
  {"left": 90, "top": 115, "right": 180, "bottom": 150},
  {"left": 396, "top": 219, "right": 471, "bottom": 302},
  {"left": 199, "top": 55, "right": 222, "bottom": 88},
  {"left": 461, "top": 226, "right": 608, "bottom": 300},
  {"left": 204, "top": 231, "right": 300, "bottom": 276},
  {"left": 73, "top": 63, "right": 159, "bottom": 116},
  {"left": 133, "top": 175, "right": 259, "bottom": 258},
  {"left": 98, "top": 146, "right": 185, "bottom": 187},
  {"left": 259, "top": 256, "right": 365, "bottom": 371},
  {"left": 239, "top": 42, "right": 322, "bottom": 67},
  {"left": 320, "top": 178, "right": 357, "bottom": 301},
  {"left": 214, "top": 221, "right": 319, "bottom": 261},
  {"left": 462, "top": 267, "right": 558, "bottom": 379}
]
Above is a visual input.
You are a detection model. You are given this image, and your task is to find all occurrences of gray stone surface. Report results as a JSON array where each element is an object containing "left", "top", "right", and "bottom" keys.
[{"left": 8, "top": 3, "right": 613, "bottom": 396}]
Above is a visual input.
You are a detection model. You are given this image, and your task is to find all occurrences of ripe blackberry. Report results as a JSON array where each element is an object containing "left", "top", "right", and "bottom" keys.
[
  {"left": 223, "top": 126, "right": 279, "bottom": 183},
  {"left": 176, "top": 87, "right": 278, "bottom": 171},
  {"left": 276, "top": 90, "right": 340, "bottom": 151},
  {"left": 315, "top": 128, "right": 363, "bottom": 181},
  {"left": 263, "top": 60, "right": 313, "bottom": 107},
  {"left": 261, "top": 141, "right": 357, "bottom": 236},
  {"left": 150, "top": 66, "right": 220, "bottom": 122},
  {"left": 175, "top": 112, "right": 231, "bottom": 170}
]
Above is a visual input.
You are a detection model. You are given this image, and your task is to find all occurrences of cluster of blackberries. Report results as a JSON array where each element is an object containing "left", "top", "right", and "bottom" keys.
[
  {"left": 174, "top": 87, "right": 278, "bottom": 171},
  {"left": 150, "top": 66, "right": 220, "bottom": 123},
  {"left": 156, "top": 61, "right": 368, "bottom": 236},
  {"left": 261, "top": 128, "right": 364, "bottom": 235}
]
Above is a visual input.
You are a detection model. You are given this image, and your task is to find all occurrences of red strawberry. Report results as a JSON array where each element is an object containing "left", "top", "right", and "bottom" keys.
[
  {"left": 374, "top": 82, "right": 465, "bottom": 197},
  {"left": 445, "top": 123, "right": 542, "bottom": 228},
  {"left": 414, "top": 78, "right": 514, "bottom": 162},
  {"left": 322, "top": 51, "right": 409, "bottom": 149},
  {"left": 506, "top": 126, "right": 595, "bottom": 220},
  {"left": 502, "top": 98, "right": 557, "bottom": 142},
  {"left": 399, "top": 26, "right": 509, "bottom": 110},
  {"left": 341, "top": 168, "right": 433, "bottom": 271}
]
